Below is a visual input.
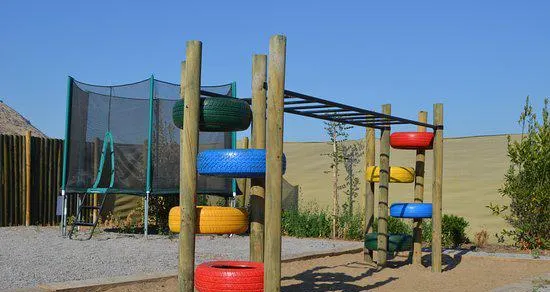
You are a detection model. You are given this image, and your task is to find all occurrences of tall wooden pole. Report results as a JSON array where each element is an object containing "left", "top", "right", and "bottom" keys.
[
  {"left": 432, "top": 104, "right": 443, "bottom": 272},
  {"left": 412, "top": 111, "right": 427, "bottom": 265},
  {"left": 363, "top": 127, "right": 375, "bottom": 263},
  {"left": 377, "top": 104, "right": 391, "bottom": 267},
  {"left": 250, "top": 54, "right": 267, "bottom": 262},
  {"left": 25, "top": 131, "right": 31, "bottom": 226},
  {"left": 179, "top": 40, "right": 202, "bottom": 292},
  {"left": 264, "top": 35, "right": 286, "bottom": 292}
]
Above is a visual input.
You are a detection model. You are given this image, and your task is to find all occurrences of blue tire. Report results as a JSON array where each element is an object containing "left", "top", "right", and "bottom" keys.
[
  {"left": 197, "top": 149, "right": 286, "bottom": 178},
  {"left": 390, "top": 203, "right": 432, "bottom": 218}
]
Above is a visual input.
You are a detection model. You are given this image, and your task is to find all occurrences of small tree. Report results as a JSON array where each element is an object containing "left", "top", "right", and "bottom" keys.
[
  {"left": 322, "top": 121, "right": 351, "bottom": 238},
  {"left": 487, "top": 97, "right": 550, "bottom": 249},
  {"left": 341, "top": 141, "right": 364, "bottom": 217}
]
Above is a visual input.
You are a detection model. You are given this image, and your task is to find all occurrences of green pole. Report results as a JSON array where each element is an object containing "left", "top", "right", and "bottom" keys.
[
  {"left": 61, "top": 76, "right": 73, "bottom": 235},
  {"left": 145, "top": 75, "right": 155, "bottom": 236}
]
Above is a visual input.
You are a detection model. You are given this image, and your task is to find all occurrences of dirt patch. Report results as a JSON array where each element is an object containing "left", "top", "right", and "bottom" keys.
[{"left": 101, "top": 252, "right": 550, "bottom": 292}]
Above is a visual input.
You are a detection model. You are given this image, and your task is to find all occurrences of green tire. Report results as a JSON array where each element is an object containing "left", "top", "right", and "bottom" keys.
[
  {"left": 364, "top": 233, "right": 413, "bottom": 252},
  {"left": 172, "top": 97, "right": 252, "bottom": 132}
]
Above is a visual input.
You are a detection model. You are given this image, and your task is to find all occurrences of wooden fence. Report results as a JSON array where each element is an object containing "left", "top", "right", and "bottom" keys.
[{"left": 0, "top": 133, "right": 67, "bottom": 226}]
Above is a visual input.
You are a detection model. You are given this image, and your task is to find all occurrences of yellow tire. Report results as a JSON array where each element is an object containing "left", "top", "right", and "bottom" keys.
[
  {"left": 168, "top": 206, "right": 249, "bottom": 234},
  {"left": 365, "top": 166, "right": 415, "bottom": 183}
]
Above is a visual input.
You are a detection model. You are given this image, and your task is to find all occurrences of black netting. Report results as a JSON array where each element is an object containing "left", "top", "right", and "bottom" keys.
[{"left": 65, "top": 78, "right": 234, "bottom": 196}]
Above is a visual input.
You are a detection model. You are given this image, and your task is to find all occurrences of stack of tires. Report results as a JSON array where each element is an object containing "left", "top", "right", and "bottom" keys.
[
  {"left": 364, "top": 132, "right": 434, "bottom": 255},
  {"left": 171, "top": 97, "right": 285, "bottom": 292}
]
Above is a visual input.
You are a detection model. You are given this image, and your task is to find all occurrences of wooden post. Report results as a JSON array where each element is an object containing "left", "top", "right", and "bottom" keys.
[
  {"left": 264, "top": 35, "right": 286, "bottom": 292},
  {"left": 377, "top": 104, "right": 391, "bottom": 267},
  {"left": 250, "top": 54, "right": 267, "bottom": 262},
  {"left": 240, "top": 137, "right": 250, "bottom": 207},
  {"left": 25, "top": 131, "right": 31, "bottom": 226},
  {"left": 432, "top": 104, "right": 443, "bottom": 272},
  {"left": 363, "top": 127, "right": 376, "bottom": 262},
  {"left": 412, "top": 111, "right": 427, "bottom": 265},
  {"left": 179, "top": 40, "right": 202, "bottom": 292}
]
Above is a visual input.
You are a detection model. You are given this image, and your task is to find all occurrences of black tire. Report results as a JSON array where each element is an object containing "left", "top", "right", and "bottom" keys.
[
  {"left": 172, "top": 97, "right": 252, "bottom": 132},
  {"left": 364, "top": 233, "right": 413, "bottom": 252}
]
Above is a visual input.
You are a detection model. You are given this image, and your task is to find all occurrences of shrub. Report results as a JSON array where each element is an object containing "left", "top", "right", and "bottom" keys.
[
  {"left": 488, "top": 97, "right": 550, "bottom": 249},
  {"left": 475, "top": 229, "right": 489, "bottom": 248},
  {"left": 373, "top": 217, "right": 412, "bottom": 235},
  {"left": 422, "top": 214, "right": 470, "bottom": 248},
  {"left": 282, "top": 207, "right": 332, "bottom": 238},
  {"left": 338, "top": 211, "right": 363, "bottom": 240}
]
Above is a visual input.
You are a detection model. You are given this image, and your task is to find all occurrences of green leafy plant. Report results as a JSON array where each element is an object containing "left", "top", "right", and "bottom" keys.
[
  {"left": 487, "top": 97, "right": 550, "bottom": 249},
  {"left": 373, "top": 217, "right": 412, "bottom": 235},
  {"left": 422, "top": 214, "right": 470, "bottom": 248}
]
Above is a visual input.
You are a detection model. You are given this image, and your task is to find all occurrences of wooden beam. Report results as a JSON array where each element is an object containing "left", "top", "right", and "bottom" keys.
[
  {"left": 250, "top": 54, "right": 267, "bottom": 262},
  {"left": 412, "top": 111, "right": 427, "bottom": 265},
  {"left": 432, "top": 104, "right": 443, "bottom": 272},
  {"left": 264, "top": 35, "right": 286, "bottom": 292},
  {"left": 179, "top": 40, "right": 202, "bottom": 292},
  {"left": 363, "top": 126, "right": 375, "bottom": 263},
  {"left": 377, "top": 104, "right": 391, "bottom": 267}
]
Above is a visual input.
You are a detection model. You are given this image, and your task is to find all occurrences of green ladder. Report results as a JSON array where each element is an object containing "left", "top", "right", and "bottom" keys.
[{"left": 68, "top": 132, "right": 115, "bottom": 240}]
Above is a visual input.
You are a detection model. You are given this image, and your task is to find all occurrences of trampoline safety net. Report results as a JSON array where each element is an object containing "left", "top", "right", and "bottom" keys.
[{"left": 64, "top": 77, "right": 234, "bottom": 196}]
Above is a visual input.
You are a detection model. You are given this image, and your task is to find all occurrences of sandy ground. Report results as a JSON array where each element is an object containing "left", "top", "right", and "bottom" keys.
[{"left": 104, "top": 251, "right": 550, "bottom": 292}]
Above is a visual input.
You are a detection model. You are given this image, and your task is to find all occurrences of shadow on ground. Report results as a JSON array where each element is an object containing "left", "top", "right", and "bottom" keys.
[{"left": 282, "top": 251, "right": 466, "bottom": 291}]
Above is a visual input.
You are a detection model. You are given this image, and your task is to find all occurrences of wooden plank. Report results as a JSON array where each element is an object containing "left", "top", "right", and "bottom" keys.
[
  {"left": 432, "top": 104, "right": 444, "bottom": 272},
  {"left": 264, "top": 34, "right": 286, "bottom": 292},
  {"left": 39, "top": 138, "right": 44, "bottom": 224},
  {"left": 377, "top": 104, "right": 391, "bottom": 267},
  {"left": 413, "top": 111, "right": 427, "bottom": 265},
  {"left": 0, "top": 135, "right": 3, "bottom": 226},
  {"left": 250, "top": 54, "right": 267, "bottom": 262},
  {"left": 363, "top": 126, "right": 376, "bottom": 263},
  {"left": 179, "top": 40, "right": 202, "bottom": 292},
  {"left": 4, "top": 136, "right": 9, "bottom": 225},
  {"left": 8, "top": 135, "right": 14, "bottom": 225},
  {"left": 26, "top": 132, "right": 31, "bottom": 226},
  {"left": 15, "top": 135, "right": 21, "bottom": 225},
  {"left": 56, "top": 140, "right": 63, "bottom": 224}
]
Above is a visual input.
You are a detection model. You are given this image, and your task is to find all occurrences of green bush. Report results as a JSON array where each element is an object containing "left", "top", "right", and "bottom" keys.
[
  {"left": 422, "top": 214, "right": 469, "bottom": 248},
  {"left": 373, "top": 217, "right": 412, "bottom": 235},
  {"left": 487, "top": 97, "right": 550, "bottom": 249},
  {"left": 282, "top": 208, "right": 332, "bottom": 238},
  {"left": 338, "top": 211, "right": 363, "bottom": 240}
]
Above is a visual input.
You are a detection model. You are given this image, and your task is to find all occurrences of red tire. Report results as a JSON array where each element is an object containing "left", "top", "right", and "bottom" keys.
[
  {"left": 195, "top": 261, "right": 264, "bottom": 292},
  {"left": 390, "top": 132, "right": 434, "bottom": 150}
]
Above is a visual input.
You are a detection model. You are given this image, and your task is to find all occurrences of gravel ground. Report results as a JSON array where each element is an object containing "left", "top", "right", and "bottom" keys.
[{"left": 0, "top": 226, "right": 362, "bottom": 290}]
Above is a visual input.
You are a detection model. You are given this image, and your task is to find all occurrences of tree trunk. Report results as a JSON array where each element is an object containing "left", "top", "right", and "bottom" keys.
[{"left": 332, "top": 132, "right": 339, "bottom": 239}]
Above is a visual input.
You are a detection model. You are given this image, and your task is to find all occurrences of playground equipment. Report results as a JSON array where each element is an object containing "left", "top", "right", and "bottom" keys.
[
  {"left": 168, "top": 206, "right": 248, "bottom": 234},
  {"left": 177, "top": 35, "right": 444, "bottom": 291},
  {"left": 60, "top": 77, "right": 237, "bottom": 239}
]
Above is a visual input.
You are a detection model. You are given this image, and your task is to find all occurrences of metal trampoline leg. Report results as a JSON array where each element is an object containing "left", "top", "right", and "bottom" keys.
[
  {"left": 61, "top": 190, "right": 67, "bottom": 236},
  {"left": 144, "top": 191, "right": 150, "bottom": 238}
]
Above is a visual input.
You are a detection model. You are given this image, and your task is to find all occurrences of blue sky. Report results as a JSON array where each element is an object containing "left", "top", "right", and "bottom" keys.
[{"left": 1, "top": 1, "right": 548, "bottom": 141}]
